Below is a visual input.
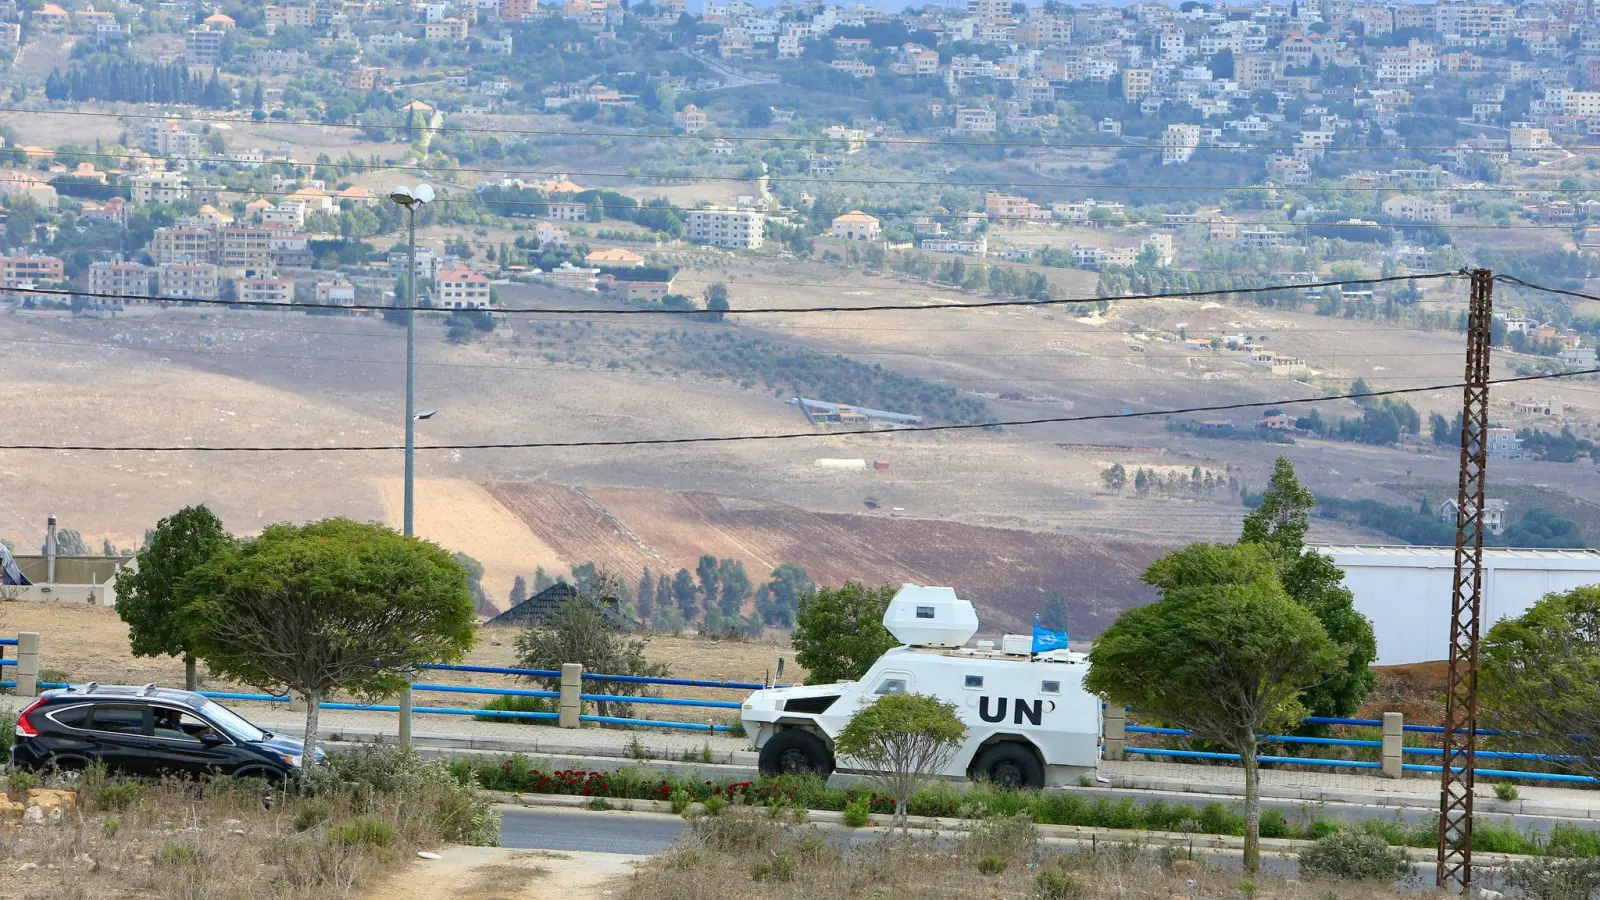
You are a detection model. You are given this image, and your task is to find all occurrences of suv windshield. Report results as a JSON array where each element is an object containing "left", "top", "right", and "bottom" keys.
[{"left": 198, "top": 701, "right": 268, "bottom": 743}]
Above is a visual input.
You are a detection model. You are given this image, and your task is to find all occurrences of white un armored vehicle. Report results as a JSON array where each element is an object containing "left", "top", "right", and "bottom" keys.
[{"left": 741, "top": 584, "right": 1101, "bottom": 789}]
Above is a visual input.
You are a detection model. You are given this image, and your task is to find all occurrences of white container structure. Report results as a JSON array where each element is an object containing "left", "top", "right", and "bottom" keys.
[{"left": 1313, "top": 545, "right": 1600, "bottom": 665}]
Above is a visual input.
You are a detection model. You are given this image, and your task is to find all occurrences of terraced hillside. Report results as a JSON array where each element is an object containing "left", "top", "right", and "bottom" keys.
[{"left": 483, "top": 482, "right": 1168, "bottom": 637}]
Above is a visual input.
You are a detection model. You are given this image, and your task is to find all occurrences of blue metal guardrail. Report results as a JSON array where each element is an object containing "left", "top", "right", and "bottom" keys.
[
  {"left": 1124, "top": 716, "right": 1600, "bottom": 785},
  {"left": 0, "top": 638, "right": 16, "bottom": 646},
  {"left": 18, "top": 654, "right": 1593, "bottom": 782}
]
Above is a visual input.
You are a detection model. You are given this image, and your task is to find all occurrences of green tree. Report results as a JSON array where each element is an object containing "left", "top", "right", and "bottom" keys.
[
  {"left": 654, "top": 573, "right": 673, "bottom": 624},
  {"left": 1086, "top": 543, "right": 1343, "bottom": 873},
  {"left": 672, "top": 567, "right": 698, "bottom": 621},
  {"left": 533, "top": 566, "right": 556, "bottom": 593},
  {"left": 513, "top": 570, "right": 670, "bottom": 717},
  {"left": 695, "top": 554, "right": 720, "bottom": 612},
  {"left": 1241, "top": 457, "right": 1377, "bottom": 720},
  {"left": 636, "top": 568, "right": 655, "bottom": 623},
  {"left": 1240, "top": 457, "right": 1314, "bottom": 552},
  {"left": 509, "top": 574, "right": 528, "bottom": 607},
  {"left": 705, "top": 282, "right": 730, "bottom": 322},
  {"left": 454, "top": 552, "right": 490, "bottom": 614},
  {"left": 1039, "top": 593, "right": 1069, "bottom": 632},
  {"left": 117, "top": 505, "right": 233, "bottom": 690},
  {"left": 793, "top": 582, "right": 899, "bottom": 684},
  {"left": 716, "top": 558, "right": 751, "bottom": 618},
  {"left": 757, "top": 563, "right": 814, "bottom": 626},
  {"left": 183, "top": 519, "right": 476, "bottom": 763},
  {"left": 1482, "top": 586, "right": 1600, "bottom": 779},
  {"left": 834, "top": 693, "right": 967, "bottom": 832},
  {"left": 1100, "top": 463, "right": 1126, "bottom": 492}
]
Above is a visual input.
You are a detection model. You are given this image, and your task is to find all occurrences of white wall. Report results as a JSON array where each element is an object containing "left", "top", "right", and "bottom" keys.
[{"left": 1318, "top": 547, "right": 1600, "bottom": 665}]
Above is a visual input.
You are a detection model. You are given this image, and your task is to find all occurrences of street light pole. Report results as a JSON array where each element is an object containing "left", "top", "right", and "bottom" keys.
[
  {"left": 389, "top": 184, "right": 433, "bottom": 538},
  {"left": 403, "top": 201, "right": 417, "bottom": 537}
]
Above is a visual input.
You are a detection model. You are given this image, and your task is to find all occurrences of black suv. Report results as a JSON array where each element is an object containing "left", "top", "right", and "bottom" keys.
[{"left": 11, "top": 684, "right": 314, "bottom": 781}]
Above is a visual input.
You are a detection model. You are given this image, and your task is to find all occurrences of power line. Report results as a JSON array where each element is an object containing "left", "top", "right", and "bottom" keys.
[
  {"left": 5, "top": 271, "right": 1461, "bottom": 314},
  {"left": 0, "top": 105, "right": 1571, "bottom": 154},
  {"left": 3, "top": 367, "right": 1594, "bottom": 453},
  {"left": 1493, "top": 273, "right": 1600, "bottom": 304},
  {"left": 0, "top": 332, "right": 1495, "bottom": 366}
]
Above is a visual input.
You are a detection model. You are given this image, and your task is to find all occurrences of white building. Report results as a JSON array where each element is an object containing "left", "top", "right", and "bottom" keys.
[
  {"left": 435, "top": 267, "right": 493, "bottom": 308},
  {"left": 830, "top": 210, "right": 881, "bottom": 241},
  {"left": 685, "top": 208, "right": 765, "bottom": 250},
  {"left": 1161, "top": 123, "right": 1202, "bottom": 165}
]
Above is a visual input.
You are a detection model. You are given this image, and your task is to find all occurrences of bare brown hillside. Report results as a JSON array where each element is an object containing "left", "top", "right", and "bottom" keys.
[{"left": 484, "top": 482, "right": 1167, "bottom": 636}]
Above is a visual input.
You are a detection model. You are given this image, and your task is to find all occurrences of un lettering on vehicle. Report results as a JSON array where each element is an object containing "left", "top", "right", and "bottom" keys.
[{"left": 977, "top": 696, "right": 1052, "bottom": 726}]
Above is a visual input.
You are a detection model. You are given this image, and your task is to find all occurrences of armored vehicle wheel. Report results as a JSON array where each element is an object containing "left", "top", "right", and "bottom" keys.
[
  {"left": 758, "top": 728, "right": 834, "bottom": 777},
  {"left": 971, "top": 742, "right": 1044, "bottom": 790}
]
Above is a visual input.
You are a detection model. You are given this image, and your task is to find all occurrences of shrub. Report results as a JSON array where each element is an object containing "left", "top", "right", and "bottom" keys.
[
  {"left": 703, "top": 795, "right": 727, "bottom": 817},
  {"left": 102, "top": 817, "right": 119, "bottom": 838},
  {"left": 1298, "top": 831, "right": 1410, "bottom": 881},
  {"left": 94, "top": 781, "right": 145, "bottom": 812},
  {"left": 7, "top": 768, "right": 35, "bottom": 795},
  {"left": 1495, "top": 782, "right": 1521, "bottom": 802},
  {"left": 977, "top": 855, "right": 1009, "bottom": 875},
  {"left": 669, "top": 789, "right": 692, "bottom": 815},
  {"left": 294, "top": 800, "right": 332, "bottom": 832},
  {"left": 1503, "top": 857, "right": 1600, "bottom": 900},
  {"left": 330, "top": 817, "right": 397, "bottom": 849},
  {"left": 587, "top": 795, "right": 613, "bottom": 811},
  {"left": 843, "top": 796, "right": 872, "bottom": 827},
  {"left": 157, "top": 842, "right": 200, "bottom": 866},
  {"left": 1259, "top": 809, "right": 1290, "bottom": 839},
  {"left": 693, "top": 812, "right": 783, "bottom": 854},
  {"left": 962, "top": 813, "right": 1039, "bottom": 861},
  {"left": 475, "top": 693, "right": 558, "bottom": 723},
  {"left": 1034, "top": 869, "right": 1085, "bottom": 900},
  {"left": 324, "top": 746, "right": 499, "bottom": 846},
  {"left": 749, "top": 854, "right": 796, "bottom": 883}
]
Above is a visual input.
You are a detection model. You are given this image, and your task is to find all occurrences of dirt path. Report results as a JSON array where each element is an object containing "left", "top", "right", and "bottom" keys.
[
  {"left": 374, "top": 477, "right": 568, "bottom": 611},
  {"left": 363, "top": 848, "right": 641, "bottom": 900}
]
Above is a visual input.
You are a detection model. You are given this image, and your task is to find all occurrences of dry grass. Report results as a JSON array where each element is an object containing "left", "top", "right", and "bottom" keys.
[
  {"left": 628, "top": 811, "right": 1444, "bottom": 900},
  {"left": 0, "top": 751, "right": 496, "bottom": 900}
]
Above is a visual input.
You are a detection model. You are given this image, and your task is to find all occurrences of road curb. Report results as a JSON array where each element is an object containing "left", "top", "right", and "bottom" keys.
[{"left": 489, "top": 792, "right": 1547, "bottom": 868}]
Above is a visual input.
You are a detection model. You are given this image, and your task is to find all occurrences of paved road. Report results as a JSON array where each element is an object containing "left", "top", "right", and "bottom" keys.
[
  {"left": 497, "top": 807, "right": 1494, "bottom": 891},
  {"left": 499, "top": 808, "right": 686, "bottom": 855}
]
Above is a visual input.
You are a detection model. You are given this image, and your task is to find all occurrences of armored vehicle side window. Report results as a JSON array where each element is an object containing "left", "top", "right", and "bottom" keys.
[
  {"left": 874, "top": 678, "right": 908, "bottom": 695},
  {"left": 1040, "top": 680, "right": 1061, "bottom": 694},
  {"left": 964, "top": 675, "right": 984, "bottom": 689},
  {"left": 915, "top": 606, "right": 936, "bottom": 619}
]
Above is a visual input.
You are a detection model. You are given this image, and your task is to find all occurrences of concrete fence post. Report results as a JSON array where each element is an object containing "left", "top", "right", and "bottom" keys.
[
  {"left": 15, "top": 632, "right": 40, "bottom": 698},
  {"left": 1382, "top": 711, "right": 1404, "bottom": 779},
  {"left": 1103, "top": 704, "right": 1126, "bottom": 762},
  {"left": 559, "top": 663, "right": 583, "bottom": 729},
  {"left": 287, "top": 692, "right": 306, "bottom": 712}
]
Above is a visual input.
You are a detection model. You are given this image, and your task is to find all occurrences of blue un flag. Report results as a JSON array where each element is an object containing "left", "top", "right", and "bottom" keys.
[{"left": 1031, "top": 616, "right": 1069, "bottom": 653}]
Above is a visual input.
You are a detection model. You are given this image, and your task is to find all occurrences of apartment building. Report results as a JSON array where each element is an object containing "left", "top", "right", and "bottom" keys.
[
  {"left": 151, "top": 227, "right": 215, "bottom": 265},
  {"left": 1122, "top": 67, "right": 1152, "bottom": 100},
  {"left": 0, "top": 255, "right": 64, "bottom": 286},
  {"left": 684, "top": 208, "right": 765, "bottom": 250},
  {"left": 436, "top": 267, "right": 493, "bottom": 308},
  {"left": 545, "top": 261, "right": 600, "bottom": 291},
  {"left": 218, "top": 227, "right": 275, "bottom": 274},
  {"left": 158, "top": 263, "right": 220, "bottom": 301},
  {"left": 184, "top": 25, "right": 223, "bottom": 64},
  {"left": 86, "top": 261, "right": 153, "bottom": 304},
  {"left": 314, "top": 280, "right": 356, "bottom": 306},
  {"left": 953, "top": 107, "right": 998, "bottom": 135},
  {"left": 130, "top": 172, "right": 192, "bottom": 205},
  {"left": 234, "top": 276, "right": 294, "bottom": 305},
  {"left": 423, "top": 17, "right": 468, "bottom": 41},
  {"left": 1161, "top": 123, "right": 1202, "bottom": 165}
]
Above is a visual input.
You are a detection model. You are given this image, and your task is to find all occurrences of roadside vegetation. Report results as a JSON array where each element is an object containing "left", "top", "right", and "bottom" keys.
[
  {"left": 0, "top": 747, "right": 496, "bottom": 899},
  {"left": 627, "top": 809, "right": 1431, "bottom": 900},
  {"left": 454, "top": 759, "right": 1600, "bottom": 860}
]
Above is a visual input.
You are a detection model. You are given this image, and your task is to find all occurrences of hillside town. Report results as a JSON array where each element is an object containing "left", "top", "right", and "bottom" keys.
[{"left": 5, "top": 0, "right": 1600, "bottom": 325}]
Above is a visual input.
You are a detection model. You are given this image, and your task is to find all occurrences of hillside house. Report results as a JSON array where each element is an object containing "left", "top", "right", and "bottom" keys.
[{"left": 484, "top": 581, "right": 640, "bottom": 629}]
